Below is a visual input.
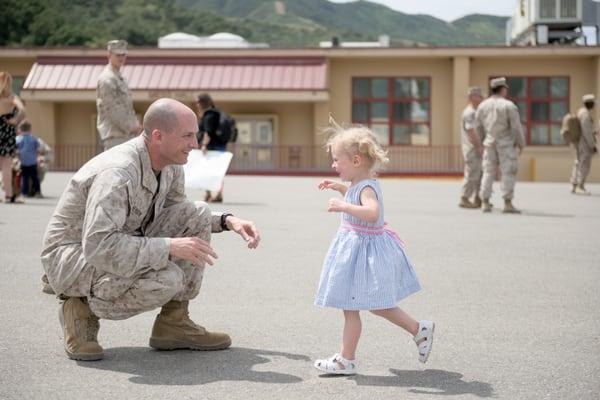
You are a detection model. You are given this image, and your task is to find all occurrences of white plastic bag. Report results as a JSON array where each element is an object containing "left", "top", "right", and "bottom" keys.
[{"left": 183, "top": 150, "right": 233, "bottom": 191}]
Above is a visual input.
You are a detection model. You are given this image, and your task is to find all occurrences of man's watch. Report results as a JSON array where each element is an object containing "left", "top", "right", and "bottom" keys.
[{"left": 220, "top": 213, "right": 233, "bottom": 231}]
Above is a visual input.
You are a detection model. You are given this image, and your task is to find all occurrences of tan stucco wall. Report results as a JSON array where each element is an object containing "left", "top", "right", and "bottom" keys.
[{"left": 23, "top": 101, "right": 56, "bottom": 145}]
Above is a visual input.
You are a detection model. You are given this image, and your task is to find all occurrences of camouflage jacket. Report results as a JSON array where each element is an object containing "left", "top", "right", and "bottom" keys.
[
  {"left": 41, "top": 136, "right": 224, "bottom": 292},
  {"left": 476, "top": 95, "right": 525, "bottom": 149},
  {"left": 96, "top": 65, "right": 138, "bottom": 141}
]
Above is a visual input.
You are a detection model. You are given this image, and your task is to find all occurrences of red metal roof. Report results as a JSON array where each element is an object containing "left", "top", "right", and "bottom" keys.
[{"left": 23, "top": 57, "right": 328, "bottom": 91}]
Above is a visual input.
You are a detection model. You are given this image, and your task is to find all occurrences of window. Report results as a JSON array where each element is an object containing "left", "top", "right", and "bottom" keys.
[
  {"left": 505, "top": 76, "right": 569, "bottom": 146},
  {"left": 352, "top": 77, "right": 431, "bottom": 146},
  {"left": 12, "top": 76, "right": 24, "bottom": 96}
]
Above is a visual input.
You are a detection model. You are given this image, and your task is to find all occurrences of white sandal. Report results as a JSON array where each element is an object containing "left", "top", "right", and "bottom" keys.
[
  {"left": 314, "top": 353, "right": 358, "bottom": 375},
  {"left": 414, "top": 320, "right": 435, "bottom": 363}
]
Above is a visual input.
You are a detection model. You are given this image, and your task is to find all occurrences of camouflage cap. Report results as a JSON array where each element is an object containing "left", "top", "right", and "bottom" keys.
[
  {"left": 582, "top": 94, "right": 595, "bottom": 103},
  {"left": 467, "top": 86, "right": 483, "bottom": 97},
  {"left": 107, "top": 39, "right": 128, "bottom": 55},
  {"left": 490, "top": 77, "right": 508, "bottom": 89}
]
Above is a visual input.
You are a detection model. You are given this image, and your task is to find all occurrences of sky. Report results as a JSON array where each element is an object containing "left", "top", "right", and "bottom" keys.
[{"left": 329, "top": 0, "right": 516, "bottom": 21}]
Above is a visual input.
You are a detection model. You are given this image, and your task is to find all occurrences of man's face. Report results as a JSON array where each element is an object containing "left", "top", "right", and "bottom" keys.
[
  {"left": 585, "top": 101, "right": 595, "bottom": 110},
  {"left": 108, "top": 52, "right": 127, "bottom": 69},
  {"left": 158, "top": 112, "right": 199, "bottom": 166},
  {"left": 470, "top": 94, "right": 483, "bottom": 107}
]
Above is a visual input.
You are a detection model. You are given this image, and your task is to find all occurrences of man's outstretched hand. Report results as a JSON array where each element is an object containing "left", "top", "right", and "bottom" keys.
[{"left": 225, "top": 216, "right": 261, "bottom": 249}]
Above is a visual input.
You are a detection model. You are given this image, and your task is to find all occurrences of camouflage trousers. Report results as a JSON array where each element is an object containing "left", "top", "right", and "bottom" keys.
[
  {"left": 480, "top": 144, "right": 519, "bottom": 200},
  {"left": 461, "top": 150, "right": 482, "bottom": 198},
  {"left": 570, "top": 141, "right": 594, "bottom": 185},
  {"left": 60, "top": 201, "right": 211, "bottom": 320}
]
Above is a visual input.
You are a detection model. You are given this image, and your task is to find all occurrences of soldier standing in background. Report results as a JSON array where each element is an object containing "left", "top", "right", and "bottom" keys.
[
  {"left": 96, "top": 39, "right": 141, "bottom": 151},
  {"left": 571, "top": 94, "right": 597, "bottom": 195},
  {"left": 459, "top": 87, "right": 485, "bottom": 209},
  {"left": 476, "top": 77, "right": 525, "bottom": 214}
]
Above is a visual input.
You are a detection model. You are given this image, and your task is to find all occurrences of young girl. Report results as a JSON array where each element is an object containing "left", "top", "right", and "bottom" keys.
[{"left": 314, "top": 122, "right": 434, "bottom": 375}]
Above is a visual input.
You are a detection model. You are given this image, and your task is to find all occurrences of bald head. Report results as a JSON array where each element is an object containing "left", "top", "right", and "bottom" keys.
[{"left": 143, "top": 98, "right": 197, "bottom": 136}]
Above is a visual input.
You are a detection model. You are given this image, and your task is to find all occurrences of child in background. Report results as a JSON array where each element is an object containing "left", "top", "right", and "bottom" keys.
[
  {"left": 16, "top": 120, "right": 41, "bottom": 197},
  {"left": 314, "top": 120, "right": 434, "bottom": 375}
]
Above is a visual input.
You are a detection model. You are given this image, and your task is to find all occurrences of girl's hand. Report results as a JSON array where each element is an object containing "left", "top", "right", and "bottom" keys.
[
  {"left": 318, "top": 179, "right": 347, "bottom": 194},
  {"left": 328, "top": 198, "right": 348, "bottom": 213}
]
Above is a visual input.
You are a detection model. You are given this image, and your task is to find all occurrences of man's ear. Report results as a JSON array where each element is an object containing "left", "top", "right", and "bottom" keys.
[{"left": 151, "top": 129, "right": 162, "bottom": 142}]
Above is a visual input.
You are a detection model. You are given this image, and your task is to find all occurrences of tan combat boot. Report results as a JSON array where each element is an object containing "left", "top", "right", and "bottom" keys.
[
  {"left": 482, "top": 199, "right": 492, "bottom": 213},
  {"left": 458, "top": 197, "right": 478, "bottom": 209},
  {"left": 59, "top": 297, "right": 103, "bottom": 361},
  {"left": 472, "top": 196, "right": 482, "bottom": 208},
  {"left": 149, "top": 300, "right": 231, "bottom": 351},
  {"left": 571, "top": 184, "right": 577, "bottom": 194},
  {"left": 502, "top": 199, "right": 521, "bottom": 214}
]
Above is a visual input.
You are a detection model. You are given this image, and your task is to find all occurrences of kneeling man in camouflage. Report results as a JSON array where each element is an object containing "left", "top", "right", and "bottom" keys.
[{"left": 41, "top": 98, "right": 260, "bottom": 361}]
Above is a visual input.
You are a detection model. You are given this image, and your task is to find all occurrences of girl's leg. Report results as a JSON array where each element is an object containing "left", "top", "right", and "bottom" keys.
[
  {"left": 0, "top": 156, "right": 13, "bottom": 199},
  {"left": 340, "top": 310, "right": 361, "bottom": 360},
  {"left": 370, "top": 307, "right": 419, "bottom": 336}
]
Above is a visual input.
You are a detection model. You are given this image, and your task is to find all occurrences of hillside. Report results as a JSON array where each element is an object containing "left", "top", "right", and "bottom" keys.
[{"left": 0, "top": 0, "right": 508, "bottom": 48}]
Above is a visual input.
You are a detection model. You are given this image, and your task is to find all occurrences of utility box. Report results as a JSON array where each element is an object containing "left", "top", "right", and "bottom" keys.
[{"left": 507, "top": 0, "right": 583, "bottom": 45}]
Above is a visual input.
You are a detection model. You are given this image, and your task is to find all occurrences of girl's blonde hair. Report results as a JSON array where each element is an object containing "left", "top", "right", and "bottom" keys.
[
  {"left": 0, "top": 71, "right": 13, "bottom": 97},
  {"left": 324, "top": 115, "right": 389, "bottom": 173}
]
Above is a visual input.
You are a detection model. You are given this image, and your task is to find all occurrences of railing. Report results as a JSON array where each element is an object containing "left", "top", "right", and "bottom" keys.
[{"left": 48, "top": 144, "right": 464, "bottom": 176}]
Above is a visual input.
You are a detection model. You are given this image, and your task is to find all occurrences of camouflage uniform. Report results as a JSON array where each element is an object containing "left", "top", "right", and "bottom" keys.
[
  {"left": 96, "top": 65, "right": 138, "bottom": 151},
  {"left": 41, "top": 136, "right": 225, "bottom": 320},
  {"left": 460, "top": 104, "right": 483, "bottom": 199},
  {"left": 570, "top": 107, "right": 596, "bottom": 186},
  {"left": 476, "top": 95, "right": 525, "bottom": 200}
]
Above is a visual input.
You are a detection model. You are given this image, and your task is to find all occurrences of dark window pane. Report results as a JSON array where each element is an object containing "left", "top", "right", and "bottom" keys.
[
  {"left": 352, "top": 102, "right": 369, "bottom": 122},
  {"left": 531, "top": 78, "right": 549, "bottom": 97},
  {"left": 11, "top": 77, "right": 24, "bottom": 96},
  {"left": 516, "top": 101, "right": 527, "bottom": 122},
  {"left": 393, "top": 102, "right": 410, "bottom": 120},
  {"left": 412, "top": 78, "right": 429, "bottom": 98},
  {"left": 392, "top": 125, "right": 411, "bottom": 145},
  {"left": 394, "top": 79, "right": 411, "bottom": 98},
  {"left": 411, "top": 101, "right": 429, "bottom": 122},
  {"left": 352, "top": 79, "right": 369, "bottom": 98},
  {"left": 371, "top": 124, "right": 390, "bottom": 145},
  {"left": 532, "top": 102, "right": 549, "bottom": 122},
  {"left": 371, "top": 79, "right": 388, "bottom": 98},
  {"left": 507, "top": 77, "right": 526, "bottom": 97},
  {"left": 531, "top": 125, "right": 550, "bottom": 144},
  {"left": 550, "top": 101, "right": 568, "bottom": 122},
  {"left": 371, "top": 102, "right": 388, "bottom": 122},
  {"left": 550, "top": 125, "right": 564, "bottom": 145},
  {"left": 550, "top": 78, "right": 568, "bottom": 97}
]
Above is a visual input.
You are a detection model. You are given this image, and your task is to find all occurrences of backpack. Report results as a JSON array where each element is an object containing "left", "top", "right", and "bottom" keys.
[
  {"left": 216, "top": 109, "right": 238, "bottom": 144},
  {"left": 560, "top": 113, "right": 581, "bottom": 145}
]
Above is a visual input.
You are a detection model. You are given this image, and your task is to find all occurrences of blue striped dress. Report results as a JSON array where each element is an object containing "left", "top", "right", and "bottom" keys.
[{"left": 314, "top": 179, "right": 421, "bottom": 310}]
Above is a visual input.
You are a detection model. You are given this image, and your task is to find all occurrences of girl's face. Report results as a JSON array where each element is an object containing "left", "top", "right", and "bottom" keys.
[{"left": 331, "top": 140, "right": 359, "bottom": 181}]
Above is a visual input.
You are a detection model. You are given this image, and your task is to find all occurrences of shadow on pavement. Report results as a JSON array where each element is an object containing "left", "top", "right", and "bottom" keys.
[
  {"left": 77, "top": 346, "right": 309, "bottom": 385},
  {"left": 520, "top": 210, "right": 574, "bottom": 218},
  {"left": 350, "top": 369, "right": 495, "bottom": 397}
]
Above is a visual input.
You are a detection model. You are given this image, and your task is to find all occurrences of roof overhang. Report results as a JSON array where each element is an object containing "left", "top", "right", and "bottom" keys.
[{"left": 20, "top": 56, "right": 329, "bottom": 102}]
